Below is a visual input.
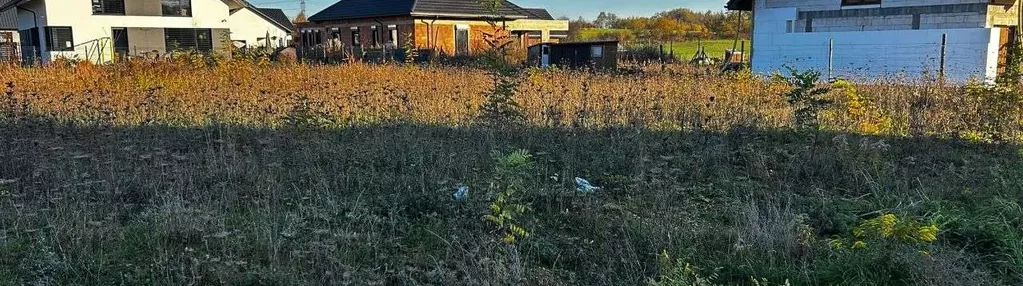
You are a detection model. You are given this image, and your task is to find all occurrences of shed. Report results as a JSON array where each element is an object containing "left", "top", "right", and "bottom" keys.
[{"left": 527, "top": 41, "right": 618, "bottom": 69}]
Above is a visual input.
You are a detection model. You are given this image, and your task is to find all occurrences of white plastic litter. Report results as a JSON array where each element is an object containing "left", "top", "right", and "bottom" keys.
[
  {"left": 575, "top": 177, "right": 599, "bottom": 194},
  {"left": 453, "top": 185, "right": 470, "bottom": 201}
]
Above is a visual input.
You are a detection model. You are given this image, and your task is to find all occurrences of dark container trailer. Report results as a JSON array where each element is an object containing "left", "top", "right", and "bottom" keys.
[{"left": 527, "top": 40, "right": 618, "bottom": 69}]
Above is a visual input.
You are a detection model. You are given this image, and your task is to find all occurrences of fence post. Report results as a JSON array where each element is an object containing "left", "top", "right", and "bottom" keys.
[
  {"left": 827, "top": 38, "right": 834, "bottom": 79},
  {"left": 659, "top": 44, "right": 665, "bottom": 71},
  {"left": 939, "top": 33, "right": 947, "bottom": 81},
  {"left": 740, "top": 41, "right": 745, "bottom": 64}
]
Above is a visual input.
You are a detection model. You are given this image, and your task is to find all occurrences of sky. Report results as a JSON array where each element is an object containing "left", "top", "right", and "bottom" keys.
[{"left": 243, "top": 0, "right": 727, "bottom": 21}]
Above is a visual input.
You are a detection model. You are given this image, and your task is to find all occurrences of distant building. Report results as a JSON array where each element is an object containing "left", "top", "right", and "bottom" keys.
[
  {"left": 299, "top": 0, "right": 569, "bottom": 56},
  {"left": 227, "top": 6, "right": 295, "bottom": 50},
  {"left": 0, "top": 0, "right": 296, "bottom": 63},
  {"left": 727, "top": 0, "right": 1021, "bottom": 81}
]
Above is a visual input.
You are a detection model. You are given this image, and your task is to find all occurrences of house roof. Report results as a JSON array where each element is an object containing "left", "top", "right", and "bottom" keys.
[
  {"left": 253, "top": 7, "right": 296, "bottom": 32},
  {"left": 0, "top": 0, "right": 26, "bottom": 14},
  {"left": 0, "top": 0, "right": 252, "bottom": 13},
  {"left": 528, "top": 40, "right": 618, "bottom": 49},
  {"left": 308, "top": 0, "right": 546, "bottom": 22},
  {"left": 725, "top": 0, "right": 752, "bottom": 11},
  {"left": 522, "top": 8, "right": 553, "bottom": 20},
  {"left": 309, "top": 0, "right": 414, "bottom": 21},
  {"left": 0, "top": 0, "right": 19, "bottom": 30},
  {"left": 0, "top": 8, "right": 15, "bottom": 30}
]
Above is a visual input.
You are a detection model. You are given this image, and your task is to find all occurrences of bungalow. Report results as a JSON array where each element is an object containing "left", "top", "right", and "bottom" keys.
[
  {"left": 727, "top": 0, "right": 1021, "bottom": 81},
  {"left": 0, "top": 0, "right": 296, "bottom": 63},
  {"left": 299, "top": 0, "right": 569, "bottom": 57}
]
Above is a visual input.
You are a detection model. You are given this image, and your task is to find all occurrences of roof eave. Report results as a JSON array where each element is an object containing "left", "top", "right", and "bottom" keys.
[
  {"left": 248, "top": 7, "right": 295, "bottom": 33},
  {"left": 725, "top": 0, "right": 752, "bottom": 11},
  {"left": 410, "top": 12, "right": 528, "bottom": 19},
  {"left": 0, "top": 0, "right": 32, "bottom": 13},
  {"left": 308, "top": 12, "right": 412, "bottom": 23}
]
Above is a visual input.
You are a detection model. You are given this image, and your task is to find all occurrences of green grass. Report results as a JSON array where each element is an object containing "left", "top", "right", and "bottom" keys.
[
  {"left": 1, "top": 119, "right": 1021, "bottom": 285},
  {"left": 664, "top": 39, "right": 745, "bottom": 60}
]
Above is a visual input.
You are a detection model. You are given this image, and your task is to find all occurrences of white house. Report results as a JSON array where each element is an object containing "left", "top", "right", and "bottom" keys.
[
  {"left": 227, "top": 6, "right": 294, "bottom": 50},
  {"left": 0, "top": 0, "right": 295, "bottom": 63},
  {"left": 727, "top": 0, "right": 1021, "bottom": 81}
]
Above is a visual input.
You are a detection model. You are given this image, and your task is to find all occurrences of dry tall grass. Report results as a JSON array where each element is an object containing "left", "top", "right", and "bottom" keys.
[{"left": 2, "top": 60, "right": 1017, "bottom": 141}]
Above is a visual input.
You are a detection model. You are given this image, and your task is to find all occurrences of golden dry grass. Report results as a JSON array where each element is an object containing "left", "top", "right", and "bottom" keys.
[{"left": 2, "top": 60, "right": 1018, "bottom": 143}]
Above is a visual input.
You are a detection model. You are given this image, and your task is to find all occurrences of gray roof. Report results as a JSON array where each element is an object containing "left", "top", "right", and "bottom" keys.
[
  {"left": 0, "top": 9, "right": 14, "bottom": 30},
  {"left": 726, "top": 0, "right": 752, "bottom": 10},
  {"left": 309, "top": 0, "right": 546, "bottom": 22},
  {"left": 523, "top": 8, "right": 553, "bottom": 20},
  {"left": 254, "top": 7, "right": 295, "bottom": 32},
  {"left": 0, "top": 0, "right": 15, "bottom": 30}
]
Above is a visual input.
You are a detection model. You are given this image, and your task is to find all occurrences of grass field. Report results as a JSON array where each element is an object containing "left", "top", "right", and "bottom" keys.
[
  {"left": 662, "top": 39, "right": 742, "bottom": 60},
  {"left": 0, "top": 60, "right": 1021, "bottom": 285},
  {"left": 574, "top": 28, "right": 741, "bottom": 61}
]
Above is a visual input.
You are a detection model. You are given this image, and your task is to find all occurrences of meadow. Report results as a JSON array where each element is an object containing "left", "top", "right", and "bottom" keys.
[
  {"left": 659, "top": 39, "right": 739, "bottom": 61},
  {"left": 0, "top": 59, "right": 1021, "bottom": 285}
]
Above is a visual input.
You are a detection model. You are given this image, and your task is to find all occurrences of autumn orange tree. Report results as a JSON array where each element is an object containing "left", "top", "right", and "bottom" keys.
[
  {"left": 573, "top": 8, "right": 750, "bottom": 43},
  {"left": 476, "top": 0, "right": 524, "bottom": 126}
]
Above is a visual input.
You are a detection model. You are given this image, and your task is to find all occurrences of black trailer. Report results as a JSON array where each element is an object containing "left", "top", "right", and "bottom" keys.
[{"left": 527, "top": 40, "right": 618, "bottom": 69}]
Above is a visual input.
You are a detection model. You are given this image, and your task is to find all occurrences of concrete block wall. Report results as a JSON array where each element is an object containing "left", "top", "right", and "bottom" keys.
[
  {"left": 752, "top": 7, "right": 999, "bottom": 81},
  {"left": 805, "top": 15, "right": 915, "bottom": 32},
  {"left": 763, "top": 0, "right": 989, "bottom": 11},
  {"left": 790, "top": 4, "right": 989, "bottom": 32},
  {"left": 920, "top": 12, "right": 987, "bottom": 29}
]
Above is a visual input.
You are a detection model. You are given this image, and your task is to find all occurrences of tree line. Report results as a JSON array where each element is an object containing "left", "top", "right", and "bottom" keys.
[{"left": 565, "top": 8, "right": 752, "bottom": 43}]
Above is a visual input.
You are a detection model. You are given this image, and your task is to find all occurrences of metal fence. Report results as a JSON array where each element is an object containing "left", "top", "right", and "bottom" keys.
[{"left": 296, "top": 44, "right": 435, "bottom": 64}]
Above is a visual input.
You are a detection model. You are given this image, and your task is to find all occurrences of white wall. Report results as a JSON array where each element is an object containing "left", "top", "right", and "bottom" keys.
[
  {"left": 762, "top": 0, "right": 991, "bottom": 10},
  {"left": 227, "top": 8, "right": 291, "bottom": 49},
  {"left": 752, "top": 7, "right": 999, "bottom": 82},
  {"left": 17, "top": 0, "right": 236, "bottom": 63}
]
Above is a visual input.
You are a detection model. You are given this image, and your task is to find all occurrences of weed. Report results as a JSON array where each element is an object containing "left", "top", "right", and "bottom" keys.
[{"left": 778, "top": 67, "right": 832, "bottom": 131}]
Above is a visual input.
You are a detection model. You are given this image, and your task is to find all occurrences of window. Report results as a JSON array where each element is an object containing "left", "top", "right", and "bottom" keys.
[
  {"left": 20, "top": 28, "right": 40, "bottom": 49},
  {"left": 162, "top": 0, "right": 191, "bottom": 17},
  {"left": 92, "top": 0, "right": 125, "bottom": 15},
  {"left": 112, "top": 28, "right": 129, "bottom": 60},
  {"left": 351, "top": 28, "right": 361, "bottom": 46},
  {"left": 45, "top": 27, "right": 74, "bottom": 52},
  {"left": 20, "top": 27, "right": 40, "bottom": 61},
  {"left": 165, "top": 28, "right": 212, "bottom": 52},
  {"left": 389, "top": 26, "right": 398, "bottom": 46},
  {"left": 590, "top": 45, "right": 603, "bottom": 58},
  {"left": 841, "top": 0, "right": 880, "bottom": 6},
  {"left": 371, "top": 26, "right": 380, "bottom": 47},
  {"left": 454, "top": 26, "right": 469, "bottom": 56}
]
